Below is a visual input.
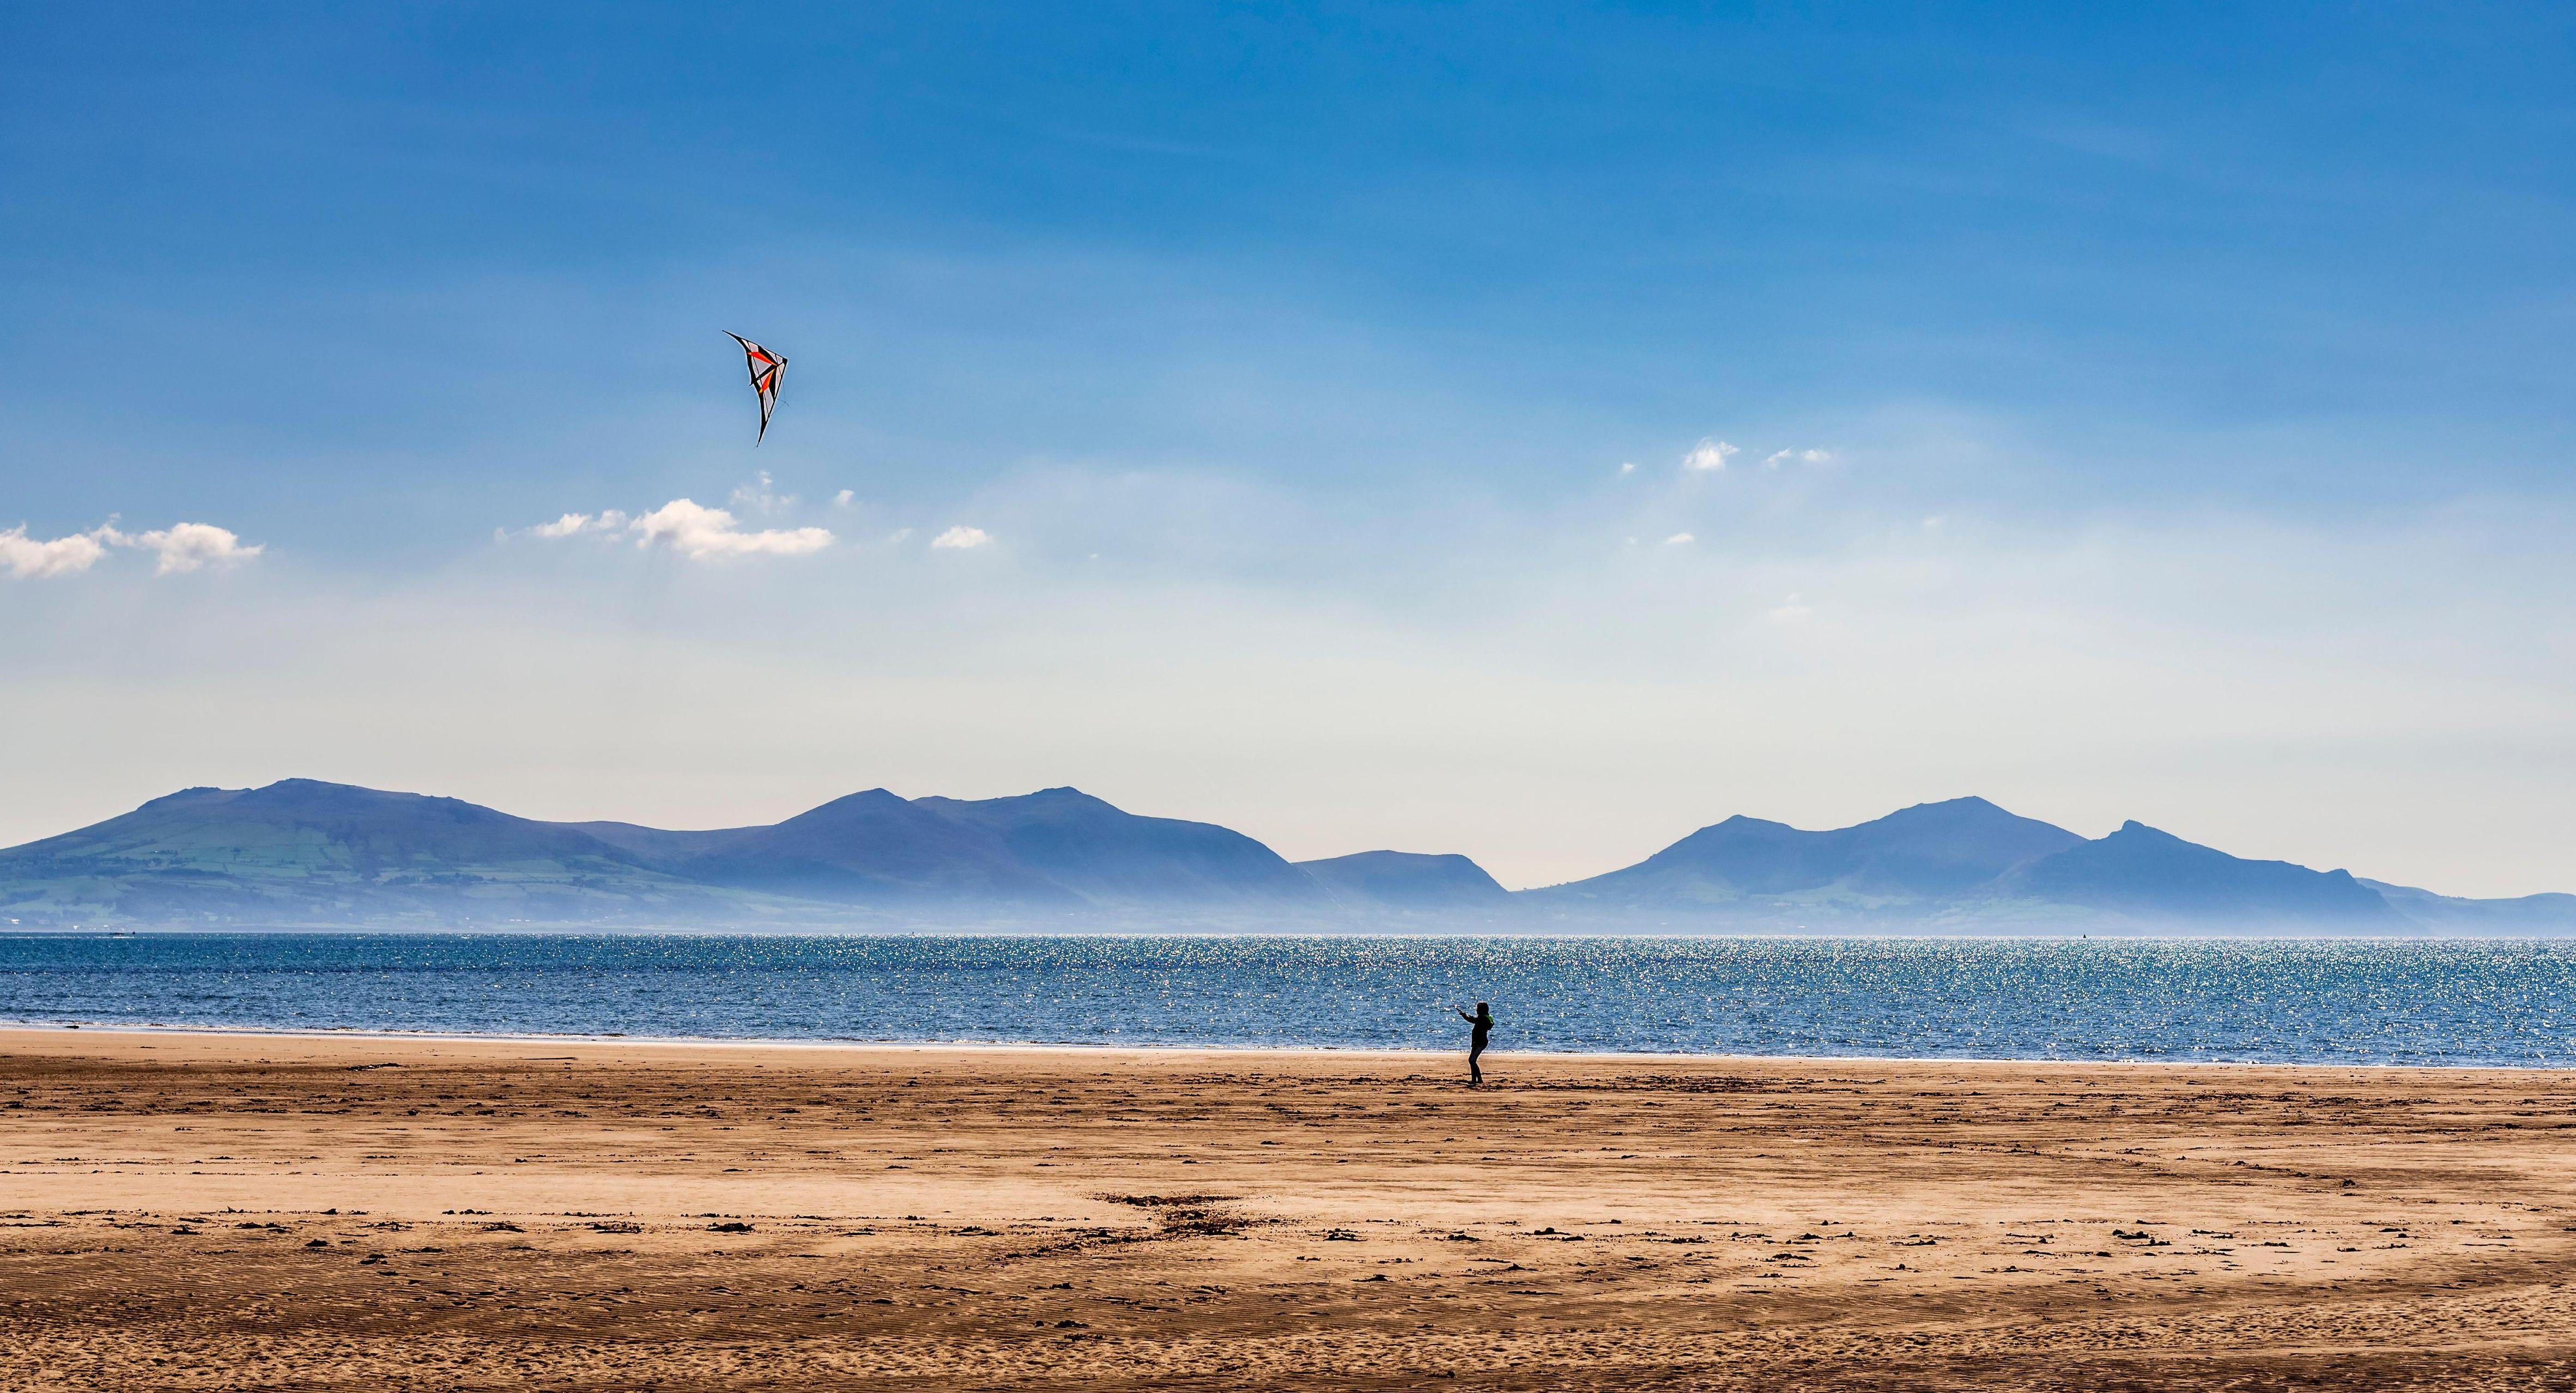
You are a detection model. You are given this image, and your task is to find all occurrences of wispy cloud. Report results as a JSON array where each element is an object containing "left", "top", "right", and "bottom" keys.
[
  {"left": 1683, "top": 438, "right": 1737, "bottom": 472},
  {"left": 931, "top": 525, "right": 992, "bottom": 550},
  {"left": 1664, "top": 532, "right": 1695, "bottom": 546},
  {"left": 3, "top": 520, "right": 261, "bottom": 579},
  {"left": 1763, "top": 447, "right": 1834, "bottom": 469},
  {"left": 729, "top": 470, "right": 796, "bottom": 515},
  {"left": 527, "top": 511, "right": 626, "bottom": 539},
  {"left": 1768, "top": 592, "right": 1814, "bottom": 623}
]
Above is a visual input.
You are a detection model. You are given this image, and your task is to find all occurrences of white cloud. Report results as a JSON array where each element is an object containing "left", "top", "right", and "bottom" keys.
[
  {"left": 523, "top": 501, "right": 828, "bottom": 559},
  {"left": 888, "top": 527, "right": 913, "bottom": 544},
  {"left": 124, "top": 522, "right": 262, "bottom": 574},
  {"left": 628, "top": 500, "right": 832, "bottom": 560},
  {"left": 1683, "top": 438, "right": 1737, "bottom": 472},
  {"left": 1, "top": 525, "right": 108, "bottom": 579},
  {"left": 1763, "top": 447, "right": 1834, "bottom": 469},
  {"left": 523, "top": 510, "right": 629, "bottom": 540},
  {"left": 833, "top": 489, "right": 856, "bottom": 507},
  {"left": 5, "top": 520, "right": 262, "bottom": 579},
  {"left": 531, "top": 513, "right": 596, "bottom": 539},
  {"left": 1664, "top": 532, "right": 1695, "bottom": 546},
  {"left": 1768, "top": 593, "right": 1814, "bottom": 623},
  {"left": 931, "top": 525, "right": 993, "bottom": 550},
  {"left": 1618, "top": 461, "right": 1636, "bottom": 476}
]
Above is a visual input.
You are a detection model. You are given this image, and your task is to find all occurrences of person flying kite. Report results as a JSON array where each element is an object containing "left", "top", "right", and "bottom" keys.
[{"left": 724, "top": 332, "right": 786, "bottom": 445}]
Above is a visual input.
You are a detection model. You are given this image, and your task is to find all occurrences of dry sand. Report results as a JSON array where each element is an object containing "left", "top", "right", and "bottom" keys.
[{"left": 3, "top": 1028, "right": 2573, "bottom": 1390}]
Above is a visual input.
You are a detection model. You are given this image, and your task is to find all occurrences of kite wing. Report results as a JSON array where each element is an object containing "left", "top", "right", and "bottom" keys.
[{"left": 725, "top": 332, "right": 786, "bottom": 444}]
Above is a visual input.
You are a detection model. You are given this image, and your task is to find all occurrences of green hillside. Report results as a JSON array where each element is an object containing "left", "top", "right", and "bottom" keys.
[{"left": 0, "top": 781, "right": 801, "bottom": 927}]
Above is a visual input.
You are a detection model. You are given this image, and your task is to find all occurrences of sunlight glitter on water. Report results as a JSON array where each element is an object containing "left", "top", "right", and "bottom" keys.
[{"left": 3, "top": 933, "right": 2573, "bottom": 1066}]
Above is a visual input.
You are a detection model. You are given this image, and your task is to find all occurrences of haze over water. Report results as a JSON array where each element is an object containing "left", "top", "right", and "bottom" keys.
[{"left": 5, "top": 934, "right": 2572, "bottom": 1068}]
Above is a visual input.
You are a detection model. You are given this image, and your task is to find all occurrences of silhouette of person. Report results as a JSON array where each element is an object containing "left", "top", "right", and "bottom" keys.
[{"left": 1455, "top": 1001, "right": 1494, "bottom": 1086}]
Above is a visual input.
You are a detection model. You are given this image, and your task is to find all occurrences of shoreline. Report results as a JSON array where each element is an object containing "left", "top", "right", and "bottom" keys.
[
  {"left": 10, "top": 1021, "right": 2575, "bottom": 1389},
  {"left": 4, "top": 1021, "right": 2569, "bottom": 1074}
]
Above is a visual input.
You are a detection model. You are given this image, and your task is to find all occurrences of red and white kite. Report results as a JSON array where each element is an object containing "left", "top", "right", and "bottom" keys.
[{"left": 724, "top": 332, "right": 786, "bottom": 445}]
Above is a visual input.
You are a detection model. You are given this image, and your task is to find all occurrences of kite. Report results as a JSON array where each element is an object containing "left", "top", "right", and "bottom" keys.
[{"left": 724, "top": 332, "right": 787, "bottom": 445}]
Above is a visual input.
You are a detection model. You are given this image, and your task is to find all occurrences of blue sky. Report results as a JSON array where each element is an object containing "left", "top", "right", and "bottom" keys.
[{"left": 4, "top": 4, "right": 2573, "bottom": 891}]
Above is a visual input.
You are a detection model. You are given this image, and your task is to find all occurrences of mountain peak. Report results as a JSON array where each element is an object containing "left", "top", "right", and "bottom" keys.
[
  {"left": 2004, "top": 822, "right": 2402, "bottom": 925},
  {"left": 1539, "top": 798, "right": 2082, "bottom": 905},
  {"left": 135, "top": 786, "right": 237, "bottom": 811},
  {"left": 1016, "top": 786, "right": 1118, "bottom": 808},
  {"left": 230, "top": 779, "right": 466, "bottom": 814},
  {"left": 794, "top": 788, "right": 908, "bottom": 814},
  {"left": 1888, "top": 795, "right": 2005, "bottom": 817},
  {"left": 919, "top": 787, "right": 1319, "bottom": 904},
  {"left": 1296, "top": 850, "right": 1511, "bottom": 909},
  {"left": 918, "top": 787, "right": 1126, "bottom": 818},
  {"left": 251, "top": 777, "right": 386, "bottom": 797}
]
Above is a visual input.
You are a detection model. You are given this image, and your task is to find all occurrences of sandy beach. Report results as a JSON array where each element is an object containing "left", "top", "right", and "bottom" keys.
[{"left": 3, "top": 1029, "right": 2573, "bottom": 1390}]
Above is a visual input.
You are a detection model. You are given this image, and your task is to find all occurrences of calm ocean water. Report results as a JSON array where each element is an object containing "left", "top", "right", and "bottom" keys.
[{"left": 2, "top": 933, "right": 2572, "bottom": 1066}]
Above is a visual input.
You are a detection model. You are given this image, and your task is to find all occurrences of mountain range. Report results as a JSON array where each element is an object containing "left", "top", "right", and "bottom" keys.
[{"left": 0, "top": 780, "right": 2565, "bottom": 933}]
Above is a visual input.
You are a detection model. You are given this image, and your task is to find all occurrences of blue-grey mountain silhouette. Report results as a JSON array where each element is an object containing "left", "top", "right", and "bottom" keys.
[
  {"left": 911, "top": 788, "right": 1326, "bottom": 905},
  {"left": 1996, "top": 821, "right": 2405, "bottom": 926},
  {"left": 0, "top": 780, "right": 734, "bottom": 924},
  {"left": 575, "top": 789, "right": 1075, "bottom": 904},
  {"left": 0, "top": 780, "right": 2563, "bottom": 932},
  {"left": 1531, "top": 796, "right": 2083, "bottom": 909},
  {"left": 0, "top": 780, "right": 1341, "bottom": 926},
  {"left": 2360, "top": 879, "right": 2576, "bottom": 932},
  {"left": 1296, "top": 850, "right": 1513, "bottom": 909}
]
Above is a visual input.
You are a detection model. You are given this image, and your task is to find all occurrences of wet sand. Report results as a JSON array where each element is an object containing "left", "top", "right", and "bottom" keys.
[{"left": 3, "top": 1027, "right": 2573, "bottom": 1390}]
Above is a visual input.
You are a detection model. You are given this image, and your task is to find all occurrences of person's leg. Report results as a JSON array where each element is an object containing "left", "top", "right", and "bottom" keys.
[{"left": 1469, "top": 1044, "right": 1483, "bottom": 1086}]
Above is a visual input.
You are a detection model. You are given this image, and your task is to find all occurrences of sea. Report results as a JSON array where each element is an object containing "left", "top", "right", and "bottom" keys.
[{"left": 3, "top": 932, "right": 2573, "bottom": 1067}]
